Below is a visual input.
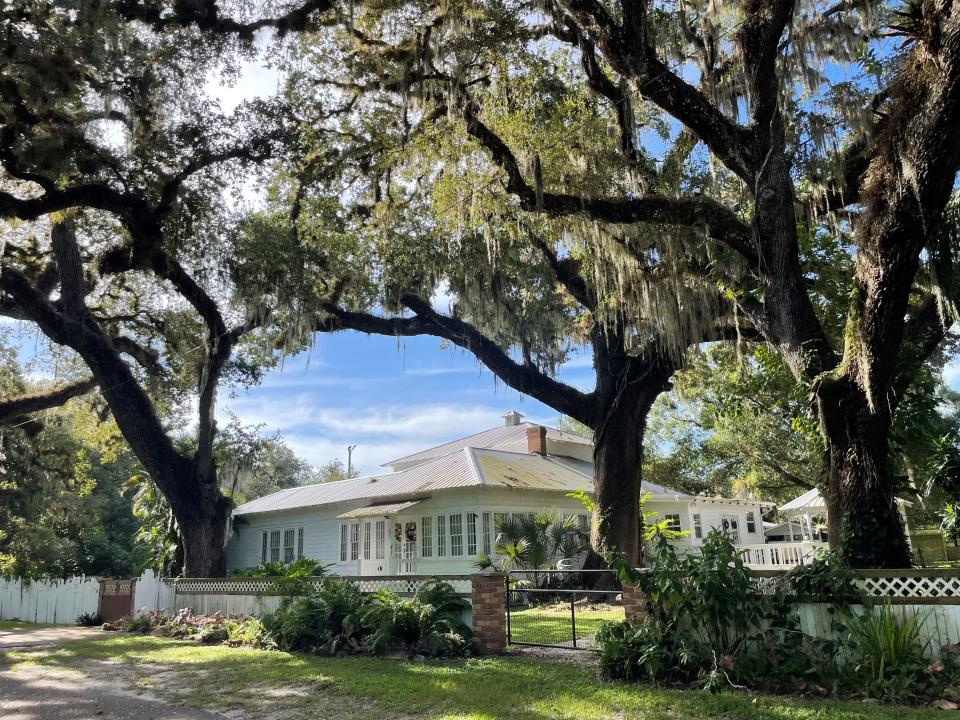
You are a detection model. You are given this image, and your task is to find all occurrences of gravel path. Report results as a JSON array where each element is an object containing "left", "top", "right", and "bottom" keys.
[
  {"left": 0, "top": 626, "right": 100, "bottom": 649},
  {"left": 0, "top": 663, "right": 225, "bottom": 720},
  {"left": 0, "top": 625, "right": 224, "bottom": 719}
]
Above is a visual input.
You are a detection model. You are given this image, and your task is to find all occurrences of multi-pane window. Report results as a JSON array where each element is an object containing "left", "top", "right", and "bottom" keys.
[
  {"left": 494, "top": 512, "right": 509, "bottom": 543},
  {"left": 467, "top": 513, "right": 477, "bottom": 555},
  {"left": 482, "top": 512, "right": 492, "bottom": 555},
  {"left": 340, "top": 525, "right": 349, "bottom": 562},
  {"left": 263, "top": 527, "right": 304, "bottom": 564},
  {"left": 421, "top": 516, "right": 433, "bottom": 558},
  {"left": 577, "top": 514, "right": 590, "bottom": 534},
  {"left": 363, "top": 522, "right": 371, "bottom": 560},
  {"left": 693, "top": 514, "right": 703, "bottom": 539},
  {"left": 283, "top": 529, "right": 296, "bottom": 564},
  {"left": 269, "top": 530, "right": 281, "bottom": 563},
  {"left": 437, "top": 515, "right": 447, "bottom": 556},
  {"left": 746, "top": 511, "right": 757, "bottom": 534},
  {"left": 664, "top": 514, "right": 682, "bottom": 533},
  {"left": 450, "top": 514, "right": 463, "bottom": 556},
  {"left": 350, "top": 523, "right": 360, "bottom": 561},
  {"left": 375, "top": 520, "right": 386, "bottom": 559}
]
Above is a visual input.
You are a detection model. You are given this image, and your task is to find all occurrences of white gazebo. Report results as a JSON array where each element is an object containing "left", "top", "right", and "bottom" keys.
[
  {"left": 779, "top": 488, "right": 827, "bottom": 542},
  {"left": 779, "top": 487, "right": 912, "bottom": 543}
]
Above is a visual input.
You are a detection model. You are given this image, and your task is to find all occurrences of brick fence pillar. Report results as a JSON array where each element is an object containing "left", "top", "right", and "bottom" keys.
[
  {"left": 471, "top": 572, "right": 507, "bottom": 654},
  {"left": 622, "top": 584, "right": 647, "bottom": 624}
]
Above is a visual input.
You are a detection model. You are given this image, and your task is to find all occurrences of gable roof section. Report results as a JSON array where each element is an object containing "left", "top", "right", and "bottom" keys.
[{"left": 382, "top": 422, "right": 591, "bottom": 467}]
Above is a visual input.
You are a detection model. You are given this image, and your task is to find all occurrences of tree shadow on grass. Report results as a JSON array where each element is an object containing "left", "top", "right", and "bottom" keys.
[{"left": 5, "top": 634, "right": 942, "bottom": 720}]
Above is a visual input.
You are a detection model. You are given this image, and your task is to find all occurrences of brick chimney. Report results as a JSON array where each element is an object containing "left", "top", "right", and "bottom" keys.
[{"left": 526, "top": 425, "right": 547, "bottom": 455}]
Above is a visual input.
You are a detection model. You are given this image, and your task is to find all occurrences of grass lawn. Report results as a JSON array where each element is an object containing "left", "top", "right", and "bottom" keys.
[
  {"left": 1, "top": 633, "right": 946, "bottom": 720},
  {"left": 508, "top": 603, "right": 623, "bottom": 646},
  {"left": 0, "top": 620, "right": 53, "bottom": 631}
]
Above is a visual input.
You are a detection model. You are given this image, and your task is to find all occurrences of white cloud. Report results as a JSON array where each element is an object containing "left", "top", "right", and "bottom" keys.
[{"left": 218, "top": 399, "right": 556, "bottom": 474}]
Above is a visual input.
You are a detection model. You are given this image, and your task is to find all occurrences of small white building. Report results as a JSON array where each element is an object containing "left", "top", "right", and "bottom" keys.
[{"left": 225, "top": 411, "right": 774, "bottom": 575}]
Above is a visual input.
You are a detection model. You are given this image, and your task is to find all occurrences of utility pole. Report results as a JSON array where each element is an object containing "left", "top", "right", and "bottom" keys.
[{"left": 347, "top": 444, "right": 357, "bottom": 478}]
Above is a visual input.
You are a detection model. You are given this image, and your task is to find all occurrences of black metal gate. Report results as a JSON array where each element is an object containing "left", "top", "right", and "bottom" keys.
[{"left": 505, "top": 569, "right": 622, "bottom": 650}]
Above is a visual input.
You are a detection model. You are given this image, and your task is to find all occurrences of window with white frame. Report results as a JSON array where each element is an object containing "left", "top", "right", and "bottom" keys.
[
  {"left": 450, "top": 513, "right": 463, "bottom": 556},
  {"left": 375, "top": 520, "right": 385, "bottom": 559},
  {"left": 482, "top": 512, "right": 492, "bottom": 555},
  {"left": 437, "top": 515, "right": 446, "bottom": 556},
  {"left": 693, "top": 513, "right": 703, "bottom": 539},
  {"left": 467, "top": 513, "right": 477, "bottom": 555},
  {"left": 746, "top": 511, "right": 757, "bottom": 534},
  {"left": 421, "top": 516, "right": 433, "bottom": 558},
  {"left": 363, "top": 522, "right": 371, "bottom": 560},
  {"left": 283, "top": 529, "right": 296, "bottom": 563},
  {"left": 339, "top": 525, "right": 348, "bottom": 562},
  {"left": 350, "top": 523, "right": 360, "bottom": 561},
  {"left": 577, "top": 514, "right": 590, "bottom": 534},
  {"left": 263, "top": 527, "right": 304, "bottom": 564},
  {"left": 269, "top": 529, "right": 281, "bottom": 562},
  {"left": 664, "top": 514, "right": 682, "bottom": 533},
  {"left": 494, "top": 512, "right": 509, "bottom": 543}
]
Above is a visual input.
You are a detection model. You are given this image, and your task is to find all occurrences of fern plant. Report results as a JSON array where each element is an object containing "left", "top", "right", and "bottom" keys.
[
  {"left": 361, "top": 579, "right": 471, "bottom": 657},
  {"left": 263, "top": 579, "right": 368, "bottom": 654}
]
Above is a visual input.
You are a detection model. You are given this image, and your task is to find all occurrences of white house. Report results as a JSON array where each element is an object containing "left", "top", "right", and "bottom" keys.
[{"left": 225, "top": 411, "right": 775, "bottom": 575}]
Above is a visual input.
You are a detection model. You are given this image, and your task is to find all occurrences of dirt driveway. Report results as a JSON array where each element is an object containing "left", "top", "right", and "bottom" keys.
[{"left": 0, "top": 625, "right": 223, "bottom": 720}]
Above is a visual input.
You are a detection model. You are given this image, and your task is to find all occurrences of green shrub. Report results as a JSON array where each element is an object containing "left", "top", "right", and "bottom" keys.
[
  {"left": 231, "top": 558, "right": 328, "bottom": 578},
  {"left": 844, "top": 603, "right": 931, "bottom": 699},
  {"left": 601, "top": 530, "right": 859, "bottom": 693},
  {"left": 226, "top": 617, "right": 273, "bottom": 648},
  {"left": 263, "top": 579, "right": 368, "bottom": 654},
  {"left": 361, "top": 579, "right": 472, "bottom": 657},
  {"left": 120, "top": 614, "right": 154, "bottom": 634},
  {"left": 76, "top": 612, "right": 103, "bottom": 627}
]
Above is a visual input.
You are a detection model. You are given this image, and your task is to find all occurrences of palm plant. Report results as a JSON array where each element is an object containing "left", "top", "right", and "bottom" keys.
[{"left": 476, "top": 509, "right": 589, "bottom": 580}]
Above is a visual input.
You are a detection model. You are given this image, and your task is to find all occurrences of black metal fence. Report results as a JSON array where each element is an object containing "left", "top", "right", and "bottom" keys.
[{"left": 505, "top": 569, "right": 623, "bottom": 649}]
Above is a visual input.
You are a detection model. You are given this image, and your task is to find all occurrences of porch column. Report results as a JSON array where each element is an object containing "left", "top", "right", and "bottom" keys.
[
  {"left": 471, "top": 572, "right": 506, "bottom": 654},
  {"left": 622, "top": 584, "right": 648, "bottom": 624}
]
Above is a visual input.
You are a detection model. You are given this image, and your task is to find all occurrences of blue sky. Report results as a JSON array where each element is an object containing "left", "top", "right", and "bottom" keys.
[{"left": 221, "top": 332, "right": 596, "bottom": 475}]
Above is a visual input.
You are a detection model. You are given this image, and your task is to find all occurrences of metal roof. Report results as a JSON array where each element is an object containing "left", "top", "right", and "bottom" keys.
[
  {"left": 336, "top": 500, "right": 423, "bottom": 519},
  {"left": 779, "top": 488, "right": 825, "bottom": 514},
  {"left": 382, "top": 422, "right": 591, "bottom": 467},
  {"left": 780, "top": 487, "right": 911, "bottom": 515},
  {"left": 233, "top": 444, "right": 699, "bottom": 518}
]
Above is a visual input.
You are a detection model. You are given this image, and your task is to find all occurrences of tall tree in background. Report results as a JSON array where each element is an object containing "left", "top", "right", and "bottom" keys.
[
  {"left": 271, "top": 0, "right": 960, "bottom": 566},
  {"left": 0, "top": 2, "right": 336, "bottom": 575}
]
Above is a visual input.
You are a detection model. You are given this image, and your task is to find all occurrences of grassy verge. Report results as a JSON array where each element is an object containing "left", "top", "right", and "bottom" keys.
[
  {"left": 1, "top": 632, "right": 946, "bottom": 719},
  {"left": 0, "top": 620, "right": 53, "bottom": 631}
]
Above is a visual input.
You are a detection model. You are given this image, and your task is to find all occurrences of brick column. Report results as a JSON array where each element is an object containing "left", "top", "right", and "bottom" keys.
[
  {"left": 622, "top": 584, "right": 647, "bottom": 624},
  {"left": 471, "top": 572, "right": 507, "bottom": 654}
]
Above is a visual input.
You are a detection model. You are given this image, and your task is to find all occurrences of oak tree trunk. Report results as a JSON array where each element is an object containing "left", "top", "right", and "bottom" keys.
[
  {"left": 588, "top": 335, "right": 674, "bottom": 568},
  {"left": 816, "top": 377, "right": 911, "bottom": 567}
]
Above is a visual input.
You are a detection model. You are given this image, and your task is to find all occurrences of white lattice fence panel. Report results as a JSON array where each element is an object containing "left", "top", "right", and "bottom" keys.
[{"left": 860, "top": 574, "right": 960, "bottom": 599}]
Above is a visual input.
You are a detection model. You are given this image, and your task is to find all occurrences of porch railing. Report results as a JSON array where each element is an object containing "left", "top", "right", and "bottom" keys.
[{"left": 740, "top": 541, "right": 826, "bottom": 569}]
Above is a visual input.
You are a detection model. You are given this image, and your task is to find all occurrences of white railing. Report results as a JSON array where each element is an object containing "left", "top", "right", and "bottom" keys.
[{"left": 741, "top": 541, "right": 826, "bottom": 569}]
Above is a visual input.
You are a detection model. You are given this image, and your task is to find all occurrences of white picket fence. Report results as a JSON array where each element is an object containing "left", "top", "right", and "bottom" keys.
[
  {"left": 138, "top": 574, "right": 474, "bottom": 619},
  {"left": 797, "top": 602, "right": 960, "bottom": 659},
  {"left": 0, "top": 575, "right": 101, "bottom": 624}
]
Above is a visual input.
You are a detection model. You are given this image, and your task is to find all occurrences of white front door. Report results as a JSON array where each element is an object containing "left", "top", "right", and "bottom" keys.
[
  {"left": 392, "top": 520, "right": 418, "bottom": 575},
  {"left": 360, "top": 520, "right": 389, "bottom": 576},
  {"left": 721, "top": 515, "right": 741, "bottom": 545}
]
